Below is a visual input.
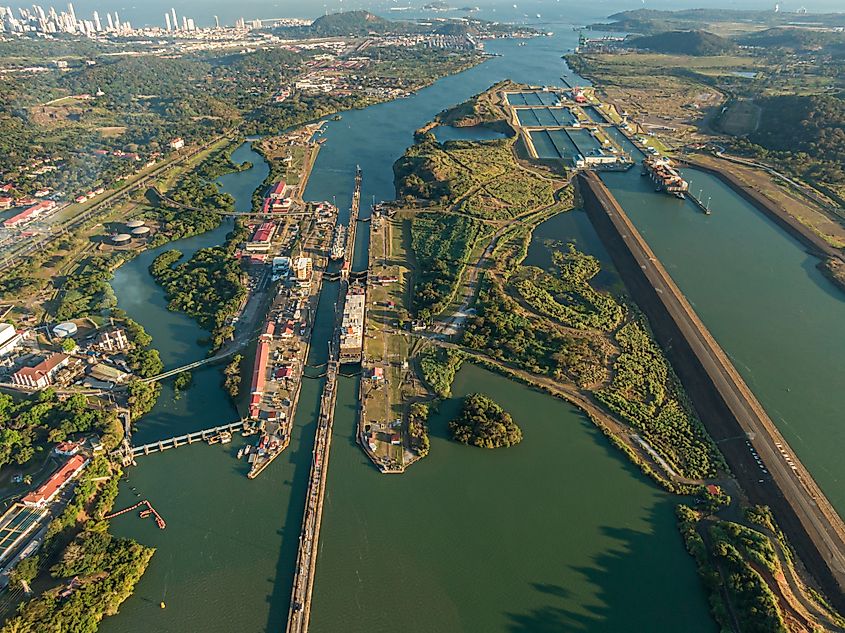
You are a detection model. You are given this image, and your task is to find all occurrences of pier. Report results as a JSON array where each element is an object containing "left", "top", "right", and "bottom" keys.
[
  {"left": 286, "top": 201, "right": 358, "bottom": 631},
  {"left": 111, "top": 420, "right": 251, "bottom": 464},
  {"left": 286, "top": 358, "right": 339, "bottom": 633},
  {"left": 343, "top": 166, "right": 362, "bottom": 271}
]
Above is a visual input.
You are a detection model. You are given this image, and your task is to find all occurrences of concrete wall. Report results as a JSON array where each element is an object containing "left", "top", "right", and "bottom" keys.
[{"left": 579, "top": 171, "right": 845, "bottom": 611}]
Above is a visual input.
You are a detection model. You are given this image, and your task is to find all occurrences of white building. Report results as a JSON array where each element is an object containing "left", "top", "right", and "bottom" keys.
[{"left": 0, "top": 323, "right": 22, "bottom": 357}]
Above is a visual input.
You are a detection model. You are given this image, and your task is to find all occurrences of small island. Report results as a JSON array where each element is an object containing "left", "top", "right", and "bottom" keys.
[{"left": 449, "top": 393, "right": 523, "bottom": 448}]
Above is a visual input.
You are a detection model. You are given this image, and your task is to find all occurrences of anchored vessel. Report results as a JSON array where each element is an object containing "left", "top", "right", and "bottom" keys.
[
  {"left": 641, "top": 156, "right": 689, "bottom": 198},
  {"left": 338, "top": 282, "right": 366, "bottom": 364}
]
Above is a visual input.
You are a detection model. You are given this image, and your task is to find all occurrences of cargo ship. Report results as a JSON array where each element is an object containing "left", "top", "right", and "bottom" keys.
[
  {"left": 641, "top": 156, "right": 689, "bottom": 198},
  {"left": 330, "top": 222, "right": 347, "bottom": 261},
  {"left": 338, "top": 283, "right": 366, "bottom": 364}
]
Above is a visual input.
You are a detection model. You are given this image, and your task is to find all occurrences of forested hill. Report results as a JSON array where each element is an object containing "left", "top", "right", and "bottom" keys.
[
  {"left": 277, "top": 11, "right": 418, "bottom": 37},
  {"left": 627, "top": 30, "right": 737, "bottom": 56},
  {"left": 749, "top": 94, "right": 845, "bottom": 184},
  {"left": 589, "top": 8, "right": 845, "bottom": 35},
  {"left": 737, "top": 27, "right": 845, "bottom": 52}
]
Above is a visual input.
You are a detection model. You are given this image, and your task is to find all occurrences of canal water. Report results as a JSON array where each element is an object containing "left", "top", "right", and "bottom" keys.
[
  {"left": 92, "top": 8, "right": 845, "bottom": 630},
  {"left": 309, "top": 366, "right": 714, "bottom": 633},
  {"left": 101, "top": 142, "right": 320, "bottom": 633}
]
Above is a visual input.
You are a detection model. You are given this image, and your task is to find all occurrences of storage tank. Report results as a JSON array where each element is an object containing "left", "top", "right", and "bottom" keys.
[
  {"left": 125, "top": 219, "right": 145, "bottom": 229},
  {"left": 131, "top": 226, "right": 151, "bottom": 236},
  {"left": 112, "top": 233, "right": 132, "bottom": 245},
  {"left": 53, "top": 321, "right": 78, "bottom": 338}
]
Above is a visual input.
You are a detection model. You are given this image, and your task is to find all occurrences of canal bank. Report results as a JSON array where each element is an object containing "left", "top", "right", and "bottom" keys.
[
  {"left": 99, "top": 141, "right": 323, "bottom": 633},
  {"left": 580, "top": 171, "right": 845, "bottom": 609}
]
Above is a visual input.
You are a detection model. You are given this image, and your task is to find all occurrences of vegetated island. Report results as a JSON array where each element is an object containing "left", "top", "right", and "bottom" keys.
[{"left": 449, "top": 393, "right": 523, "bottom": 448}]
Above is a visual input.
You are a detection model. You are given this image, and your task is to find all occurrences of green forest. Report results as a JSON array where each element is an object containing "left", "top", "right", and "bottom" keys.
[
  {"left": 0, "top": 391, "right": 121, "bottom": 470},
  {"left": 449, "top": 393, "right": 523, "bottom": 448},
  {"left": 149, "top": 239, "right": 246, "bottom": 351},
  {"left": 746, "top": 94, "right": 845, "bottom": 185}
]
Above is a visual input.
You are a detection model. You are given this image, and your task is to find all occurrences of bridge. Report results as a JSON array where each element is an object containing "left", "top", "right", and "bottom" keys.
[
  {"left": 112, "top": 420, "right": 252, "bottom": 465},
  {"left": 138, "top": 348, "right": 238, "bottom": 384}
]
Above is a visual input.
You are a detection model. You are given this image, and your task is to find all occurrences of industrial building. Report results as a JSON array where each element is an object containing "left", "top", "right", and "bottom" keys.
[
  {"left": 292, "top": 256, "right": 312, "bottom": 287},
  {"left": 245, "top": 222, "right": 276, "bottom": 253},
  {"left": 0, "top": 323, "right": 22, "bottom": 357},
  {"left": 11, "top": 353, "right": 70, "bottom": 388}
]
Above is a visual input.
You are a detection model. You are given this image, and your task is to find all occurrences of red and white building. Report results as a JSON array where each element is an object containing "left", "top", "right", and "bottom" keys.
[
  {"left": 3, "top": 200, "right": 56, "bottom": 228},
  {"left": 169, "top": 138, "right": 185, "bottom": 150},
  {"left": 248, "top": 322, "right": 275, "bottom": 419},
  {"left": 12, "top": 353, "right": 70, "bottom": 389},
  {"left": 22, "top": 455, "right": 88, "bottom": 508},
  {"left": 244, "top": 222, "right": 276, "bottom": 253}
]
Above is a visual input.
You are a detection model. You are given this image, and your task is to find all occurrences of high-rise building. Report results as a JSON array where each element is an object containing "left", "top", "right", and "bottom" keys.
[
  {"left": 170, "top": 7, "right": 178, "bottom": 31},
  {"left": 66, "top": 2, "right": 75, "bottom": 24},
  {"left": 93, "top": 11, "right": 101, "bottom": 31},
  {"left": 186, "top": 17, "right": 195, "bottom": 31},
  {"left": 106, "top": 12, "right": 113, "bottom": 30},
  {"left": 114, "top": 11, "right": 120, "bottom": 31},
  {"left": 181, "top": 15, "right": 187, "bottom": 31},
  {"left": 214, "top": 15, "right": 219, "bottom": 28},
  {"left": 165, "top": 12, "right": 171, "bottom": 31}
]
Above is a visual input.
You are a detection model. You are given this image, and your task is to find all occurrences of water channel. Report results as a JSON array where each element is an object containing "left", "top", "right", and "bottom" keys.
[{"left": 96, "top": 11, "right": 845, "bottom": 632}]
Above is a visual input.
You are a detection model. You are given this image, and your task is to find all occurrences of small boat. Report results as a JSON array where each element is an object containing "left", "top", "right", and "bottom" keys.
[
  {"left": 237, "top": 448, "right": 244, "bottom": 459},
  {"left": 160, "top": 602, "right": 166, "bottom": 609},
  {"left": 331, "top": 114, "right": 342, "bottom": 121},
  {"left": 219, "top": 431, "right": 232, "bottom": 444}
]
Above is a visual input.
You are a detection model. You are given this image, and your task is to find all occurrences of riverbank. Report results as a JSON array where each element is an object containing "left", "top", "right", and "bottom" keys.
[{"left": 579, "top": 170, "right": 845, "bottom": 613}]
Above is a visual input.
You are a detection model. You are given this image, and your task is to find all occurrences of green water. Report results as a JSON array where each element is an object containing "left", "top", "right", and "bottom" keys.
[
  {"left": 310, "top": 367, "right": 714, "bottom": 633},
  {"left": 96, "top": 26, "right": 721, "bottom": 633},
  {"left": 601, "top": 166, "right": 845, "bottom": 513}
]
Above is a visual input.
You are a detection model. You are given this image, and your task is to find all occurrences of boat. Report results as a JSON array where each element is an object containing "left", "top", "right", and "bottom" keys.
[
  {"left": 330, "top": 222, "right": 347, "bottom": 261},
  {"left": 641, "top": 156, "right": 688, "bottom": 199},
  {"left": 331, "top": 114, "right": 342, "bottom": 121},
  {"left": 219, "top": 431, "right": 232, "bottom": 444},
  {"left": 237, "top": 448, "right": 244, "bottom": 459},
  {"left": 338, "top": 283, "right": 366, "bottom": 364}
]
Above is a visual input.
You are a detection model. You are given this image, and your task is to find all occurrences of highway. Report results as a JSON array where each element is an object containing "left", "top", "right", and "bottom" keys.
[{"left": 580, "top": 171, "right": 845, "bottom": 604}]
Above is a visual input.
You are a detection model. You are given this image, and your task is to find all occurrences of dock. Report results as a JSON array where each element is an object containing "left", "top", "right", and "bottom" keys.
[{"left": 111, "top": 420, "right": 251, "bottom": 463}]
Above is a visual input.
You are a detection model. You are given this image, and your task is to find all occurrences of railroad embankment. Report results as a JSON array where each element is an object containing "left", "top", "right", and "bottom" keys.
[{"left": 579, "top": 171, "right": 845, "bottom": 612}]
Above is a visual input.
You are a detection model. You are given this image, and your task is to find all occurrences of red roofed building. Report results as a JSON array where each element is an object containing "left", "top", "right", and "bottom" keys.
[
  {"left": 248, "top": 322, "right": 275, "bottom": 418},
  {"left": 12, "top": 353, "right": 70, "bottom": 388},
  {"left": 22, "top": 455, "right": 88, "bottom": 508},
  {"left": 269, "top": 182, "right": 287, "bottom": 199},
  {"left": 245, "top": 222, "right": 276, "bottom": 252},
  {"left": 3, "top": 200, "right": 56, "bottom": 228},
  {"left": 0, "top": 196, "right": 13, "bottom": 210}
]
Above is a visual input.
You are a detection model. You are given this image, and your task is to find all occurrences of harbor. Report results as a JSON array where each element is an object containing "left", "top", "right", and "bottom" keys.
[{"left": 90, "top": 21, "right": 845, "bottom": 633}]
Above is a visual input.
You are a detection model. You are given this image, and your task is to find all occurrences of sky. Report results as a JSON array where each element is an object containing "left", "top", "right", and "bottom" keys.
[{"left": 38, "top": 0, "right": 845, "bottom": 30}]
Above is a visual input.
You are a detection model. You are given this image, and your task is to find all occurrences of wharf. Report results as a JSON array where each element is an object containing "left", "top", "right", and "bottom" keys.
[
  {"left": 285, "top": 282, "right": 348, "bottom": 633},
  {"left": 343, "top": 166, "right": 362, "bottom": 269},
  {"left": 248, "top": 270, "right": 326, "bottom": 479}
]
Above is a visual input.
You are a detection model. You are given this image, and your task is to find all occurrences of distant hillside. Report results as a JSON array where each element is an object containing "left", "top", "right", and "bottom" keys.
[
  {"left": 737, "top": 27, "right": 845, "bottom": 51},
  {"left": 627, "top": 30, "right": 737, "bottom": 56},
  {"left": 590, "top": 8, "right": 845, "bottom": 35},
  {"left": 306, "top": 11, "right": 398, "bottom": 36}
]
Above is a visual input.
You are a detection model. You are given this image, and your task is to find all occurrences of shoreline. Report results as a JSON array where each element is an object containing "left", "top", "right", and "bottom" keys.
[{"left": 579, "top": 170, "right": 845, "bottom": 612}]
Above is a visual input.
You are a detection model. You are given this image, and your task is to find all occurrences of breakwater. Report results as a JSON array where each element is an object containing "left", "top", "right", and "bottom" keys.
[{"left": 579, "top": 171, "right": 845, "bottom": 610}]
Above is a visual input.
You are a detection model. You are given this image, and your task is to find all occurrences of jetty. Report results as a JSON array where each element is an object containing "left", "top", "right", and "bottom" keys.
[
  {"left": 111, "top": 420, "right": 251, "bottom": 464},
  {"left": 104, "top": 499, "right": 166, "bottom": 529}
]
